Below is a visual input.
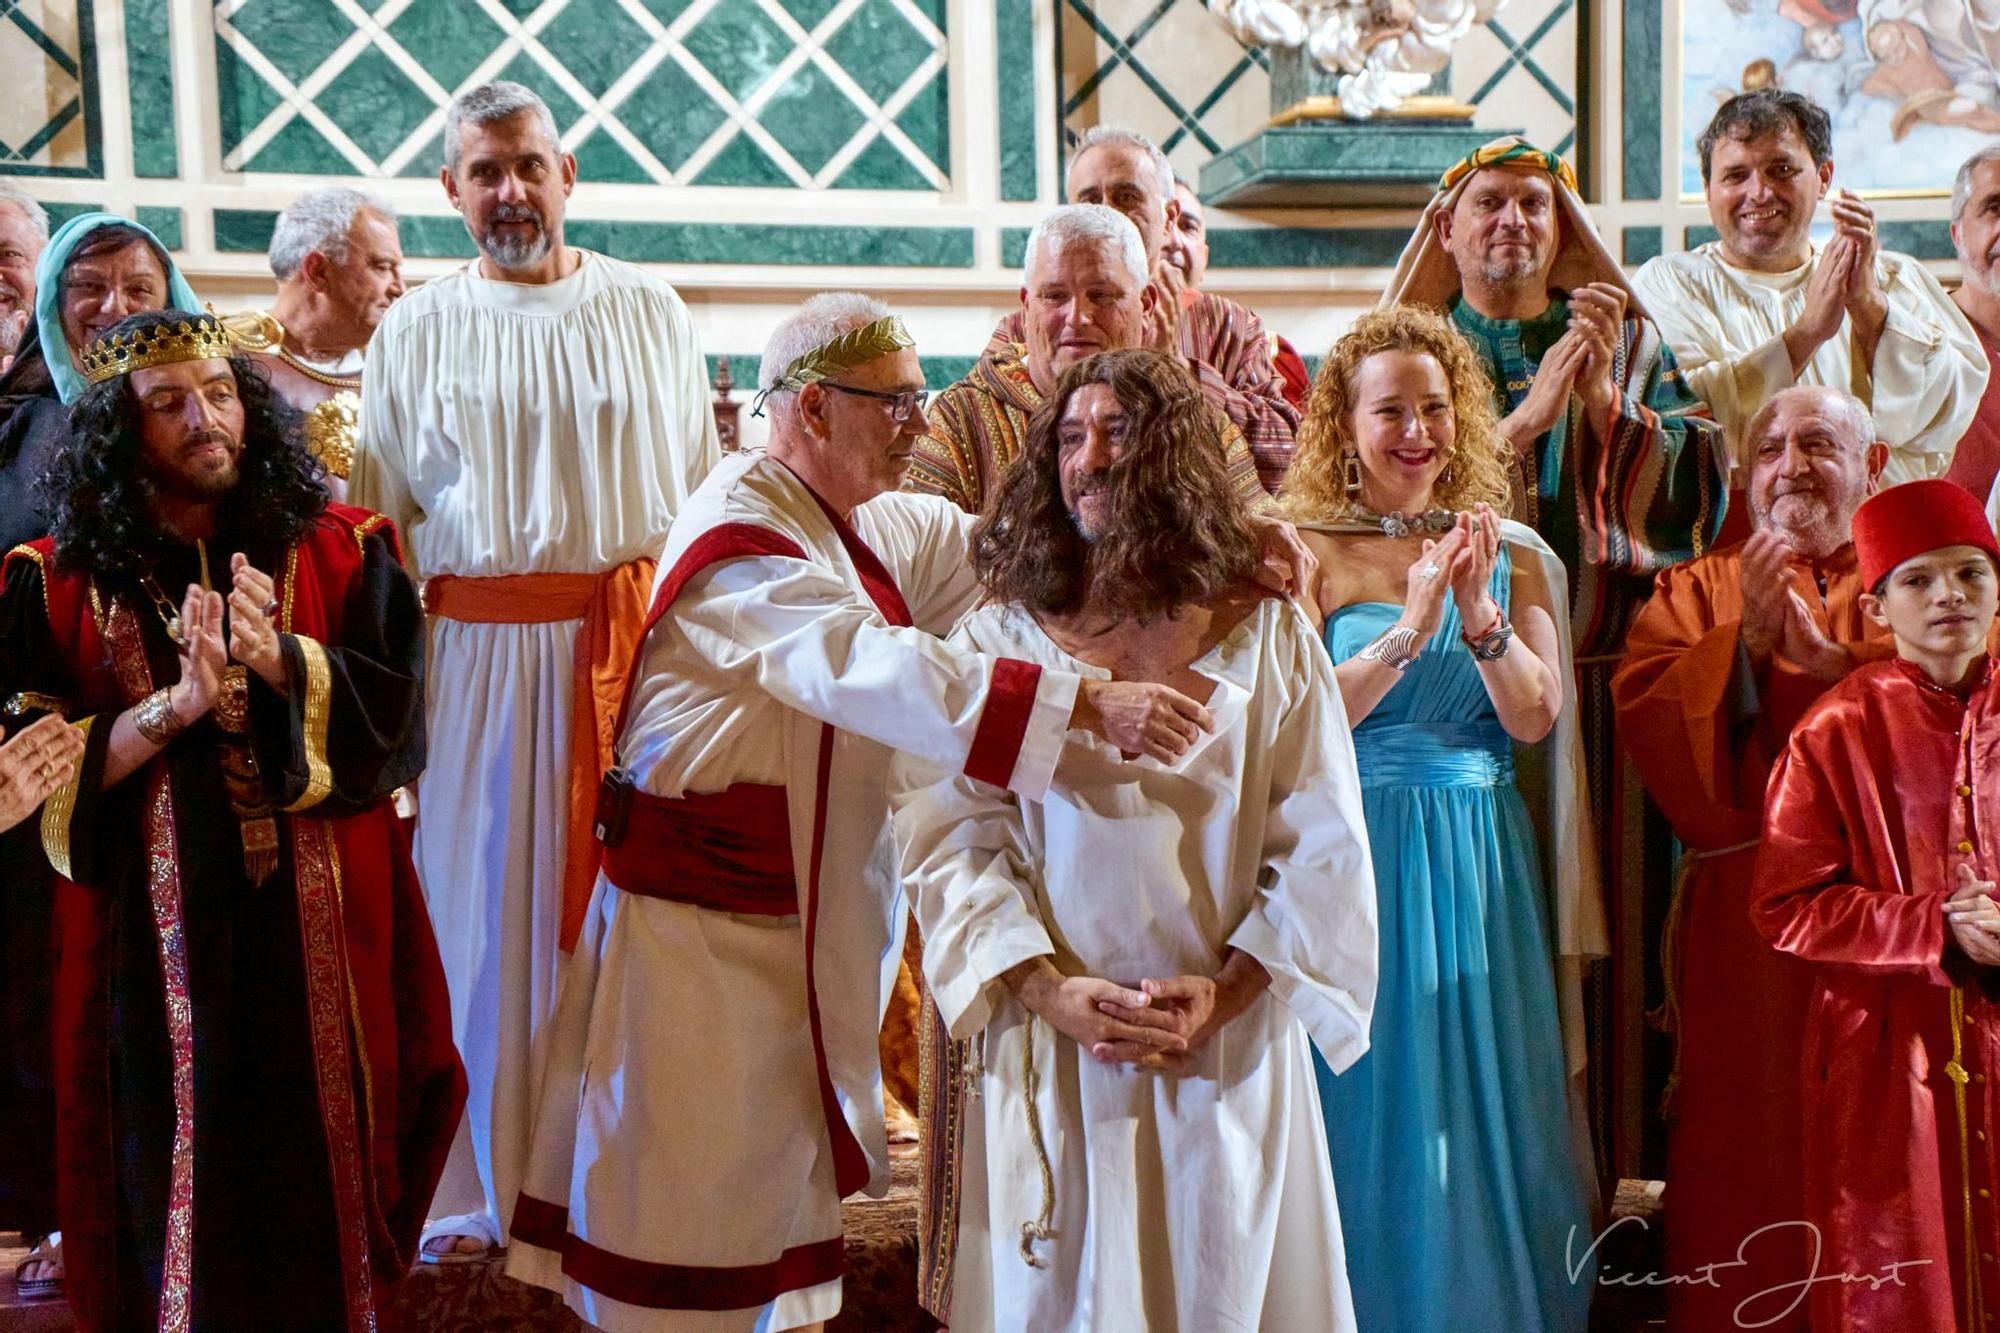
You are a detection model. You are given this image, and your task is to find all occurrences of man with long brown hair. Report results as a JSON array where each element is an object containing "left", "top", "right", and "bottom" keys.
[{"left": 893, "top": 348, "right": 1377, "bottom": 1332}]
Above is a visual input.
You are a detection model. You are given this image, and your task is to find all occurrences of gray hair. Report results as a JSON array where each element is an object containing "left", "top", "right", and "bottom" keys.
[
  {"left": 1024, "top": 204, "right": 1148, "bottom": 286},
  {"left": 268, "top": 186, "right": 396, "bottom": 280},
  {"left": 444, "top": 81, "right": 561, "bottom": 172},
  {"left": 759, "top": 291, "right": 894, "bottom": 398},
  {"left": 1952, "top": 145, "right": 2000, "bottom": 226},
  {"left": 1068, "top": 125, "right": 1173, "bottom": 197},
  {"left": 0, "top": 182, "right": 49, "bottom": 246},
  {"left": 1746, "top": 384, "right": 1876, "bottom": 448}
]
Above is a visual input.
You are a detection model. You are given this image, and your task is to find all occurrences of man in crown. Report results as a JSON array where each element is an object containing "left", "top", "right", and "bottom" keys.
[{"left": 0, "top": 309, "right": 463, "bottom": 1329}]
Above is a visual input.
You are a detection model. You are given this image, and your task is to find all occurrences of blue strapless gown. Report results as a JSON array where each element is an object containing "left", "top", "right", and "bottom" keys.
[{"left": 1317, "top": 552, "right": 1594, "bottom": 1331}]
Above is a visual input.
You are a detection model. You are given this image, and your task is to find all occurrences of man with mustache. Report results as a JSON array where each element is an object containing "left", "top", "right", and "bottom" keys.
[
  {"left": 222, "top": 187, "right": 405, "bottom": 500},
  {"left": 978, "top": 127, "right": 1298, "bottom": 493},
  {"left": 509, "top": 297, "right": 1213, "bottom": 1331},
  {"left": 1610, "top": 385, "right": 1989, "bottom": 1330},
  {"left": 353, "top": 79, "right": 721, "bottom": 1264},
  {"left": 892, "top": 348, "right": 1375, "bottom": 1330},
  {"left": 1634, "top": 89, "right": 1987, "bottom": 486},
  {"left": 908, "top": 204, "right": 1266, "bottom": 515},
  {"left": 0, "top": 309, "right": 462, "bottom": 1328},
  {"left": 1946, "top": 146, "right": 2000, "bottom": 509},
  {"left": 0, "top": 184, "right": 45, "bottom": 371}
]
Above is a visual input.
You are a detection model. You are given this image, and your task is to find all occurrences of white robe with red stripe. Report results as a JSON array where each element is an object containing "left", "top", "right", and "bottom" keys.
[{"left": 506, "top": 451, "right": 1081, "bottom": 1332}]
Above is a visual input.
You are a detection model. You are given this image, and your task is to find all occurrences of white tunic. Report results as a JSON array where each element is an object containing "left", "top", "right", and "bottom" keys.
[
  {"left": 506, "top": 453, "right": 1082, "bottom": 1332},
  {"left": 351, "top": 251, "right": 720, "bottom": 1236},
  {"left": 1633, "top": 242, "right": 1988, "bottom": 484},
  {"left": 892, "top": 597, "right": 1379, "bottom": 1333}
]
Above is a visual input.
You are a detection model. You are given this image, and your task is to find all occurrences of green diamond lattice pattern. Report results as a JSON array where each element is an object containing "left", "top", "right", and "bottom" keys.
[
  {"left": 212, "top": 0, "right": 949, "bottom": 190},
  {"left": 1057, "top": 0, "right": 1576, "bottom": 183},
  {"left": 0, "top": 0, "right": 99, "bottom": 175}
]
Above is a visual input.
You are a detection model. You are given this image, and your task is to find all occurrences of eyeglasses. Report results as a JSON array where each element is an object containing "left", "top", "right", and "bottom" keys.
[{"left": 819, "top": 382, "right": 931, "bottom": 423}]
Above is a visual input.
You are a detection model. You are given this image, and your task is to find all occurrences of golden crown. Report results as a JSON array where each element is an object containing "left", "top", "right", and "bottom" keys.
[{"left": 79, "top": 314, "right": 237, "bottom": 387}]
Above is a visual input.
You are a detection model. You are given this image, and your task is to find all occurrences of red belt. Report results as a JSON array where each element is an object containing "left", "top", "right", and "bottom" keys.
[{"left": 602, "top": 783, "right": 796, "bottom": 915}]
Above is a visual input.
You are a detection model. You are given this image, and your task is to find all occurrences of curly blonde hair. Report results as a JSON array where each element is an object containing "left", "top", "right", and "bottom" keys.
[{"left": 1281, "top": 304, "right": 1513, "bottom": 523}]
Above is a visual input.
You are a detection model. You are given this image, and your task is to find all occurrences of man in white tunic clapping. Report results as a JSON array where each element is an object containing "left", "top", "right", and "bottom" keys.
[{"left": 893, "top": 347, "right": 1379, "bottom": 1333}]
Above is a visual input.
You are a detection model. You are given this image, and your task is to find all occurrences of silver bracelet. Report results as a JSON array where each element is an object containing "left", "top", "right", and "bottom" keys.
[
  {"left": 1357, "top": 625, "right": 1422, "bottom": 673},
  {"left": 132, "top": 688, "right": 187, "bottom": 746},
  {"left": 1461, "top": 610, "right": 1516, "bottom": 662}
]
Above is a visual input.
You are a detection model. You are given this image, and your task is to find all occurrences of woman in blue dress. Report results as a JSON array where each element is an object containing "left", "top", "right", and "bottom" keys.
[{"left": 1286, "top": 306, "right": 1602, "bottom": 1331}]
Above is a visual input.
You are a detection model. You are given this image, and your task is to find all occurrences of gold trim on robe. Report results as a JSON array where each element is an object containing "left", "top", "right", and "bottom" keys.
[
  {"left": 283, "top": 636, "right": 335, "bottom": 813},
  {"left": 39, "top": 715, "right": 93, "bottom": 879}
]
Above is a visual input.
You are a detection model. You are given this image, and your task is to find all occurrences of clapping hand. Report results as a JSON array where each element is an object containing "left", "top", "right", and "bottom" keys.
[
  {"left": 1145, "top": 261, "right": 1187, "bottom": 355},
  {"left": 1502, "top": 332, "right": 1585, "bottom": 443},
  {"left": 171, "top": 582, "right": 227, "bottom": 721},
  {"left": 226, "top": 553, "right": 287, "bottom": 693},
  {"left": 1401, "top": 524, "right": 1468, "bottom": 640},
  {"left": 1738, "top": 529, "right": 1797, "bottom": 661},
  {"left": 1566, "top": 283, "right": 1625, "bottom": 436},
  {"left": 1447, "top": 505, "right": 1503, "bottom": 631}
]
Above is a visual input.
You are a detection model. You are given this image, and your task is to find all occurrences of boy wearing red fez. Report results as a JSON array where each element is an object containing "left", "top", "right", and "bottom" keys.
[{"left": 1753, "top": 478, "right": 2000, "bottom": 1330}]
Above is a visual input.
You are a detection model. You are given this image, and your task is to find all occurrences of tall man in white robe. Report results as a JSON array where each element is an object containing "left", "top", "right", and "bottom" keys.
[
  {"left": 351, "top": 80, "right": 721, "bottom": 1258},
  {"left": 1633, "top": 89, "right": 1986, "bottom": 483},
  {"left": 893, "top": 347, "right": 1378, "bottom": 1332},
  {"left": 506, "top": 294, "right": 1223, "bottom": 1332}
]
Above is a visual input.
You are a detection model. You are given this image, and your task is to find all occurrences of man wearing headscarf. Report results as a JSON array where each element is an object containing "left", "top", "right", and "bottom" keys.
[{"left": 1383, "top": 136, "right": 1730, "bottom": 1179}]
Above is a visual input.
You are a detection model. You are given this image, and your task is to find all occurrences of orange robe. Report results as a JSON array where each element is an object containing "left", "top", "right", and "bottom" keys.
[
  {"left": 1754, "top": 655, "right": 2000, "bottom": 1331},
  {"left": 1612, "top": 540, "right": 1890, "bottom": 1330}
]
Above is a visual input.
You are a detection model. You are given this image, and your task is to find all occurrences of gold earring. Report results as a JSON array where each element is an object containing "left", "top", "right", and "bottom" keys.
[{"left": 1343, "top": 449, "right": 1363, "bottom": 497}]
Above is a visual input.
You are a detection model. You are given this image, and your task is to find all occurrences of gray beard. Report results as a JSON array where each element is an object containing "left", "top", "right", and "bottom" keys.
[
  {"left": 1963, "top": 255, "right": 2000, "bottom": 298},
  {"left": 482, "top": 220, "right": 551, "bottom": 271}
]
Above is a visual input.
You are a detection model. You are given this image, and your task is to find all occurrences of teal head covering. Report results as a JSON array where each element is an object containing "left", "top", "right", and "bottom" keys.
[{"left": 34, "top": 212, "right": 199, "bottom": 404}]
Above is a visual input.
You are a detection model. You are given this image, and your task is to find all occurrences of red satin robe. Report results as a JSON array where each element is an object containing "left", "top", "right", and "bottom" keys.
[
  {"left": 1754, "top": 654, "right": 2000, "bottom": 1331},
  {"left": 1612, "top": 540, "right": 1893, "bottom": 1331}
]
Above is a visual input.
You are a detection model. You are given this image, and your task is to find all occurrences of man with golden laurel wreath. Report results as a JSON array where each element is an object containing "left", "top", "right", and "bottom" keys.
[
  {"left": 222, "top": 186, "right": 405, "bottom": 501},
  {"left": 0, "top": 309, "right": 462, "bottom": 1330},
  {"left": 509, "top": 294, "right": 1235, "bottom": 1332},
  {"left": 353, "top": 81, "right": 720, "bottom": 1263}
]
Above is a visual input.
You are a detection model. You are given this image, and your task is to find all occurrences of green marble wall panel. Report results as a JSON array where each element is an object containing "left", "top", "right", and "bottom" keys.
[
  {"left": 1207, "top": 228, "right": 1409, "bottom": 270},
  {"left": 1622, "top": 226, "right": 1663, "bottom": 266},
  {"left": 1621, "top": 0, "right": 1661, "bottom": 201},
  {"left": 1, "top": 0, "right": 102, "bottom": 177},
  {"left": 217, "top": 209, "right": 973, "bottom": 268},
  {"left": 997, "top": 0, "right": 1038, "bottom": 201},
  {"left": 1001, "top": 227, "right": 1031, "bottom": 268},
  {"left": 209, "top": 0, "right": 950, "bottom": 189},
  {"left": 125, "top": 0, "right": 178, "bottom": 179},
  {"left": 137, "top": 206, "right": 183, "bottom": 252},
  {"left": 43, "top": 202, "right": 100, "bottom": 229}
]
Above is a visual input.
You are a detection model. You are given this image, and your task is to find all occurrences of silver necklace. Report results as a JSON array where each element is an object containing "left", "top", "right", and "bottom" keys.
[{"left": 1355, "top": 505, "right": 1456, "bottom": 538}]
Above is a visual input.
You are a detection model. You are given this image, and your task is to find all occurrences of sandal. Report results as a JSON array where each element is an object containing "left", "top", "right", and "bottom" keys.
[
  {"left": 14, "top": 1231, "right": 62, "bottom": 1300},
  {"left": 417, "top": 1212, "right": 500, "bottom": 1266}
]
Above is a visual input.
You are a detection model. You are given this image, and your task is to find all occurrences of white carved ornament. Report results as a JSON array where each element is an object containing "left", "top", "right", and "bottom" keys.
[{"left": 1206, "top": 0, "right": 1507, "bottom": 118}]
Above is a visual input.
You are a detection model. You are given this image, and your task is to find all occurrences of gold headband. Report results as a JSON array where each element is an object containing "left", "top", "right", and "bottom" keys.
[
  {"left": 752, "top": 314, "right": 915, "bottom": 416},
  {"left": 80, "top": 314, "right": 236, "bottom": 387}
]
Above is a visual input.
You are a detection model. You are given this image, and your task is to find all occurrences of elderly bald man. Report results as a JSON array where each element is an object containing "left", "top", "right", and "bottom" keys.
[{"left": 1612, "top": 385, "right": 1974, "bottom": 1333}]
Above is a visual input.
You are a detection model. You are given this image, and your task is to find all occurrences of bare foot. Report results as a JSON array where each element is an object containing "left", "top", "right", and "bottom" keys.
[
  {"left": 15, "top": 1234, "right": 61, "bottom": 1294},
  {"left": 420, "top": 1233, "right": 488, "bottom": 1261}
]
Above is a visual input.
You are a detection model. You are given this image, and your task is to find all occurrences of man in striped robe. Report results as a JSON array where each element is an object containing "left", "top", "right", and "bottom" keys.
[
  {"left": 1383, "top": 136, "right": 1730, "bottom": 1183},
  {"left": 975, "top": 126, "right": 1297, "bottom": 494}
]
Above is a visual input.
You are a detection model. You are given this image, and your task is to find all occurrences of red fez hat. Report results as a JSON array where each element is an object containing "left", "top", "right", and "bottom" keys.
[{"left": 1852, "top": 479, "right": 2000, "bottom": 590}]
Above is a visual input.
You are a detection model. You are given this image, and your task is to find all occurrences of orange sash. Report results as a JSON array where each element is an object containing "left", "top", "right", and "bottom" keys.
[{"left": 422, "top": 559, "right": 656, "bottom": 951}]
